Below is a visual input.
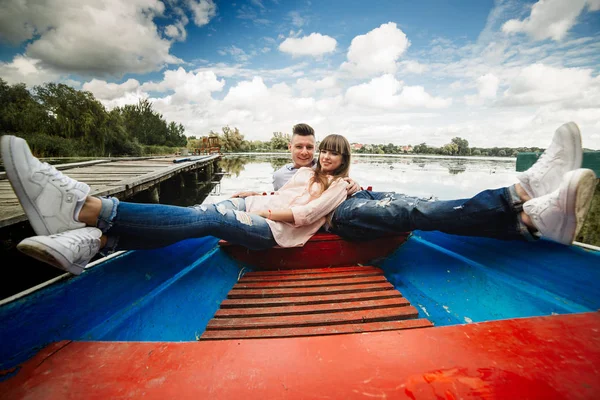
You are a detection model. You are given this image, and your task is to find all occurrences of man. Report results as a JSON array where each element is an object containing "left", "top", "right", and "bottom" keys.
[
  {"left": 232, "top": 123, "right": 360, "bottom": 197},
  {"left": 238, "top": 121, "right": 597, "bottom": 246}
]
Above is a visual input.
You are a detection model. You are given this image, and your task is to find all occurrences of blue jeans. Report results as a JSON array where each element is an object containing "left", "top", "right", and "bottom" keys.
[
  {"left": 329, "top": 187, "right": 534, "bottom": 242},
  {"left": 96, "top": 197, "right": 277, "bottom": 251}
]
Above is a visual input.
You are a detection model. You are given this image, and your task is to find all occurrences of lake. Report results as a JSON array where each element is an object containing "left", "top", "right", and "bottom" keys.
[{"left": 204, "top": 154, "right": 519, "bottom": 204}]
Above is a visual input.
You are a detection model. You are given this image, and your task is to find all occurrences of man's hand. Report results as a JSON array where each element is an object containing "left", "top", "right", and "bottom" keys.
[
  {"left": 343, "top": 177, "right": 361, "bottom": 196},
  {"left": 231, "top": 191, "right": 261, "bottom": 198}
]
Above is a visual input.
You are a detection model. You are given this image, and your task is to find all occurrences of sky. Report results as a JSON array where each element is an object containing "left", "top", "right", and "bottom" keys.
[{"left": 1, "top": 0, "right": 599, "bottom": 149}]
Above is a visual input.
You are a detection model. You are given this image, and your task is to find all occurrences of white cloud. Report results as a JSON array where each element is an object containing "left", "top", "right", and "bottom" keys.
[
  {"left": 502, "top": 0, "right": 588, "bottom": 41},
  {"left": 341, "top": 22, "right": 410, "bottom": 77},
  {"left": 288, "top": 11, "right": 306, "bottom": 27},
  {"left": 83, "top": 78, "right": 141, "bottom": 100},
  {"left": 0, "top": 55, "right": 60, "bottom": 86},
  {"left": 478, "top": 73, "right": 500, "bottom": 99},
  {"left": 501, "top": 63, "right": 599, "bottom": 106},
  {"left": 294, "top": 76, "right": 338, "bottom": 96},
  {"left": 399, "top": 60, "right": 427, "bottom": 74},
  {"left": 279, "top": 33, "right": 337, "bottom": 57},
  {"left": 345, "top": 74, "right": 451, "bottom": 110},
  {"left": 0, "top": 0, "right": 220, "bottom": 77},
  {"left": 187, "top": 0, "right": 217, "bottom": 26}
]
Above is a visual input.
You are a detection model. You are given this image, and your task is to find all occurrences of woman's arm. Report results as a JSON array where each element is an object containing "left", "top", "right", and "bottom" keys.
[
  {"left": 256, "top": 209, "right": 295, "bottom": 223},
  {"left": 290, "top": 178, "right": 349, "bottom": 226}
]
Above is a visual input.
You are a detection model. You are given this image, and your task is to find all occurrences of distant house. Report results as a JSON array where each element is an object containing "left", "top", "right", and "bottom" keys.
[
  {"left": 401, "top": 145, "right": 413, "bottom": 153},
  {"left": 351, "top": 143, "right": 364, "bottom": 151}
]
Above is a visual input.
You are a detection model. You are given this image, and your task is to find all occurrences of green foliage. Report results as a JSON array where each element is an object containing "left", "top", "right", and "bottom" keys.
[
  {"left": 0, "top": 78, "right": 189, "bottom": 157},
  {"left": 270, "top": 132, "right": 290, "bottom": 150},
  {"left": 216, "top": 126, "right": 249, "bottom": 152}
]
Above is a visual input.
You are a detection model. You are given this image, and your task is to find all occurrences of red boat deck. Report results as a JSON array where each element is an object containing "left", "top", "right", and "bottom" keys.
[
  {"left": 200, "top": 265, "right": 432, "bottom": 340},
  {"left": 2, "top": 312, "right": 599, "bottom": 399}
]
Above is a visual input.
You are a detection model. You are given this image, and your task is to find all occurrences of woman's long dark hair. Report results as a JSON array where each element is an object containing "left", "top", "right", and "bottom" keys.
[{"left": 309, "top": 134, "right": 351, "bottom": 194}]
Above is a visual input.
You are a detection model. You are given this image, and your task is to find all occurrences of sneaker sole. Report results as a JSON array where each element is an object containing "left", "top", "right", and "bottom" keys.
[
  {"left": 1, "top": 135, "right": 51, "bottom": 236},
  {"left": 17, "top": 238, "right": 85, "bottom": 275},
  {"left": 562, "top": 169, "right": 597, "bottom": 245}
]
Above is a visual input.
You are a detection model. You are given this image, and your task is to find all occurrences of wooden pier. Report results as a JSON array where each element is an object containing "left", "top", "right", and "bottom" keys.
[{"left": 0, "top": 155, "right": 221, "bottom": 230}]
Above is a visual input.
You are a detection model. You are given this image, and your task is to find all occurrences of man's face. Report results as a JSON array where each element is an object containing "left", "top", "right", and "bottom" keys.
[{"left": 289, "top": 134, "right": 316, "bottom": 168}]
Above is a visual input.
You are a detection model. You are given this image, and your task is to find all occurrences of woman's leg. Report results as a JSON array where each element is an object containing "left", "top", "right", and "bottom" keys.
[{"left": 96, "top": 197, "right": 277, "bottom": 251}]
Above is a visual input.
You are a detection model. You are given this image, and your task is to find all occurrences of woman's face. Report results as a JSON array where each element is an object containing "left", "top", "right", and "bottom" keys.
[{"left": 319, "top": 149, "right": 343, "bottom": 174}]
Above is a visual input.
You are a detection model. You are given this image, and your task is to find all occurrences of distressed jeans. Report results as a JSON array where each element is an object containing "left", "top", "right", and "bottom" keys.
[
  {"left": 96, "top": 197, "right": 277, "bottom": 252},
  {"left": 329, "top": 187, "right": 534, "bottom": 242}
]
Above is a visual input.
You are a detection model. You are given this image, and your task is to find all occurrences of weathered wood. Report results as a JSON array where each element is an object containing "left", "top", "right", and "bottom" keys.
[
  {"left": 220, "top": 291, "right": 404, "bottom": 308},
  {"left": 227, "top": 282, "right": 395, "bottom": 298},
  {"left": 206, "top": 306, "right": 419, "bottom": 330},
  {"left": 0, "top": 155, "right": 220, "bottom": 229},
  {"left": 232, "top": 275, "right": 388, "bottom": 289},
  {"left": 200, "top": 318, "right": 433, "bottom": 340},
  {"left": 214, "top": 297, "right": 411, "bottom": 318}
]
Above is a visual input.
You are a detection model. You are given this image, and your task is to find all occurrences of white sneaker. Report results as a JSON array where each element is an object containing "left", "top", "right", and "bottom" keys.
[
  {"left": 17, "top": 227, "right": 102, "bottom": 275},
  {"left": 517, "top": 122, "right": 583, "bottom": 198},
  {"left": 523, "top": 169, "right": 597, "bottom": 245},
  {"left": 1, "top": 135, "right": 90, "bottom": 235}
]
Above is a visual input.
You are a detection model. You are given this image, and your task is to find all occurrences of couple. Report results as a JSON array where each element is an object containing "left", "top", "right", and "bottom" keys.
[{"left": 1, "top": 121, "right": 597, "bottom": 275}]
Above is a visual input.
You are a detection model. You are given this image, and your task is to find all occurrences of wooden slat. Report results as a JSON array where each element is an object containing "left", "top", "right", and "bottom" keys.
[
  {"left": 227, "top": 282, "right": 394, "bottom": 299},
  {"left": 232, "top": 276, "right": 388, "bottom": 289},
  {"left": 242, "top": 265, "right": 381, "bottom": 277},
  {"left": 239, "top": 270, "right": 383, "bottom": 283},
  {"left": 221, "top": 291, "right": 403, "bottom": 308},
  {"left": 214, "top": 297, "right": 410, "bottom": 318},
  {"left": 200, "top": 319, "right": 433, "bottom": 340},
  {"left": 207, "top": 306, "right": 419, "bottom": 330}
]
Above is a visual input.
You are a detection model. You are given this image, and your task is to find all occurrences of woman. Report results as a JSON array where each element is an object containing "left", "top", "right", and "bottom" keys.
[{"left": 1, "top": 134, "right": 352, "bottom": 275}]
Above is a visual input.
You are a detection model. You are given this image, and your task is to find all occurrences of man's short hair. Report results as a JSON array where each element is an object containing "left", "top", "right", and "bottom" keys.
[{"left": 292, "top": 123, "right": 315, "bottom": 137}]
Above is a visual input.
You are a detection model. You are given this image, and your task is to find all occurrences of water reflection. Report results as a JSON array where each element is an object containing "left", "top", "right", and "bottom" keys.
[{"left": 205, "top": 154, "right": 519, "bottom": 203}]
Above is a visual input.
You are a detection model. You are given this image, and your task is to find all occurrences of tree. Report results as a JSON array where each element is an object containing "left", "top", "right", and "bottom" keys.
[
  {"left": 270, "top": 132, "right": 290, "bottom": 150},
  {"left": 217, "top": 126, "right": 247, "bottom": 152},
  {"left": 451, "top": 137, "right": 470, "bottom": 155}
]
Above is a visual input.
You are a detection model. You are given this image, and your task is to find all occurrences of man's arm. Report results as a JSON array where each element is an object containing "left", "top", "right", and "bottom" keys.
[
  {"left": 344, "top": 177, "right": 361, "bottom": 196},
  {"left": 231, "top": 191, "right": 261, "bottom": 198},
  {"left": 255, "top": 209, "right": 295, "bottom": 223}
]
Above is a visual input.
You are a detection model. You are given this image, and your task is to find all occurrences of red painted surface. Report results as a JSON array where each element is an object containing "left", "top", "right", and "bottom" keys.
[
  {"left": 2, "top": 312, "right": 599, "bottom": 399},
  {"left": 219, "top": 232, "right": 409, "bottom": 270}
]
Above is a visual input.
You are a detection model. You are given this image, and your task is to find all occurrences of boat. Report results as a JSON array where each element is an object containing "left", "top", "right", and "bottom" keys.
[
  {"left": 1, "top": 225, "right": 599, "bottom": 398},
  {"left": 1, "top": 153, "right": 600, "bottom": 398}
]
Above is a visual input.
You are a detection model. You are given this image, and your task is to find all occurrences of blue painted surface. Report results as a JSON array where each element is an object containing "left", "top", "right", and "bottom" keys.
[
  {"left": 380, "top": 231, "right": 600, "bottom": 326},
  {"left": 1, "top": 231, "right": 599, "bottom": 374},
  {"left": 0, "top": 236, "right": 247, "bottom": 372}
]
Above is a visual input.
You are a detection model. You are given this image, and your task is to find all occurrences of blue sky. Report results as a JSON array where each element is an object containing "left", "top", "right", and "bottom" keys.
[{"left": 1, "top": 0, "right": 599, "bottom": 148}]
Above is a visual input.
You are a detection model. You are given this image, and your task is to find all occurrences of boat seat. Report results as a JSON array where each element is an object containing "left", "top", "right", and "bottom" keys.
[{"left": 219, "top": 231, "right": 410, "bottom": 270}]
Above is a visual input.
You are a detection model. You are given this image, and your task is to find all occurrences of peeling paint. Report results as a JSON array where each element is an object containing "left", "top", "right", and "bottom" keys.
[
  {"left": 443, "top": 305, "right": 451, "bottom": 313},
  {"left": 216, "top": 204, "right": 227, "bottom": 215},
  {"left": 419, "top": 305, "right": 430, "bottom": 317},
  {"left": 234, "top": 210, "right": 253, "bottom": 226},
  {"left": 464, "top": 317, "right": 473, "bottom": 323},
  {"left": 453, "top": 205, "right": 464, "bottom": 210}
]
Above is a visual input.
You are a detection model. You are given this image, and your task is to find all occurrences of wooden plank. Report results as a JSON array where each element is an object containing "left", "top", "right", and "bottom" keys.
[
  {"left": 200, "top": 318, "right": 433, "bottom": 340},
  {"left": 206, "top": 306, "right": 419, "bottom": 329},
  {"left": 242, "top": 265, "right": 381, "bottom": 277},
  {"left": 238, "top": 270, "right": 383, "bottom": 283},
  {"left": 221, "top": 291, "right": 403, "bottom": 308},
  {"left": 214, "top": 297, "right": 411, "bottom": 318},
  {"left": 227, "top": 282, "right": 395, "bottom": 298},
  {"left": 232, "top": 276, "right": 388, "bottom": 289}
]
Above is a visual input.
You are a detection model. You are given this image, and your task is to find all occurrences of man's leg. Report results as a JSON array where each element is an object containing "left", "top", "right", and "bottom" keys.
[{"left": 330, "top": 188, "right": 531, "bottom": 242}]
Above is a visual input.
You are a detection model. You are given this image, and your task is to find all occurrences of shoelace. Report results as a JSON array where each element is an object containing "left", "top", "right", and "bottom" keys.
[
  {"left": 39, "top": 162, "right": 81, "bottom": 191},
  {"left": 49, "top": 230, "right": 99, "bottom": 256}
]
